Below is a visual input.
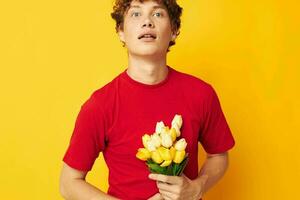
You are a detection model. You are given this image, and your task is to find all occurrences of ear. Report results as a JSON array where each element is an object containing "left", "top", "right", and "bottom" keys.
[
  {"left": 171, "top": 34, "right": 176, "bottom": 41},
  {"left": 171, "top": 30, "right": 178, "bottom": 41},
  {"left": 171, "top": 33, "right": 177, "bottom": 42},
  {"left": 118, "top": 28, "right": 125, "bottom": 43}
]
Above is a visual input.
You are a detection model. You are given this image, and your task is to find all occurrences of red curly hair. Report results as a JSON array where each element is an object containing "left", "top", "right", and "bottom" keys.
[{"left": 111, "top": 0, "right": 183, "bottom": 50}]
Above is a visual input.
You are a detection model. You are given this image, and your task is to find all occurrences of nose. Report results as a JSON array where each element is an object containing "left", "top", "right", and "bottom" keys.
[{"left": 142, "top": 19, "right": 154, "bottom": 28}]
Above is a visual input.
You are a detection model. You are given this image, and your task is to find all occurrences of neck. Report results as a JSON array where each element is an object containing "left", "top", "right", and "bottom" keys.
[{"left": 126, "top": 53, "right": 169, "bottom": 85}]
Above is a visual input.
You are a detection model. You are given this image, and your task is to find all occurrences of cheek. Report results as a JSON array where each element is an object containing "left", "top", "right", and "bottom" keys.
[
  {"left": 124, "top": 23, "right": 138, "bottom": 40},
  {"left": 158, "top": 21, "right": 172, "bottom": 39},
  {"left": 160, "top": 28, "right": 172, "bottom": 41}
]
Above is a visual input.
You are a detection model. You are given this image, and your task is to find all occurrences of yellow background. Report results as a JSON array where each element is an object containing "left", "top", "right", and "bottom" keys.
[{"left": 0, "top": 0, "right": 299, "bottom": 199}]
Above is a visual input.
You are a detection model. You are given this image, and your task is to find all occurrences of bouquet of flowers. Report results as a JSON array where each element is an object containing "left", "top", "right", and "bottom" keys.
[{"left": 136, "top": 114, "right": 188, "bottom": 176}]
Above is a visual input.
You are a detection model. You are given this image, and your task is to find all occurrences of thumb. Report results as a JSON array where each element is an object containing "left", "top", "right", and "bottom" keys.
[{"left": 147, "top": 193, "right": 163, "bottom": 200}]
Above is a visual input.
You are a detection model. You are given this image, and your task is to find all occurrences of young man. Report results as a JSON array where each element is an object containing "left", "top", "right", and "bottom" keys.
[{"left": 59, "top": 0, "right": 235, "bottom": 200}]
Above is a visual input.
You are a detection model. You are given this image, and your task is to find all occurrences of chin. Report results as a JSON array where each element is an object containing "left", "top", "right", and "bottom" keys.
[{"left": 130, "top": 47, "right": 166, "bottom": 57}]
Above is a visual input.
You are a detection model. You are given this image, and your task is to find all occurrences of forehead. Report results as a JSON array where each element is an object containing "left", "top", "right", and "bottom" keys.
[{"left": 128, "top": 0, "right": 166, "bottom": 9}]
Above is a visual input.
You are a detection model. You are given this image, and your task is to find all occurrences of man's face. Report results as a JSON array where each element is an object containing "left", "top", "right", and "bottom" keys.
[{"left": 118, "top": 0, "right": 176, "bottom": 57}]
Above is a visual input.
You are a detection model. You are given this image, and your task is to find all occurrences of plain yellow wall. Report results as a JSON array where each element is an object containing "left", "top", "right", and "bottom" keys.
[{"left": 1, "top": 0, "right": 299, "bottom": 199}]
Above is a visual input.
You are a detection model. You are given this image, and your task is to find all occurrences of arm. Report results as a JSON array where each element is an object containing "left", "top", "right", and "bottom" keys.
[
  {"left": 193, "top": 151, "right": 230, "bottom": 196},
  {"left": 59, "top": 163, "right": 119, "bottom": 200}
]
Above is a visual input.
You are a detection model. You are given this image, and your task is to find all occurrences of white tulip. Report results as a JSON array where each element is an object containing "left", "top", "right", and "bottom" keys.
[
  {"left": 146, "top": 140, "right": 157, "bottom": 152},
  {"left": 174, "top": 138, "right": 187, "bottom": 151},
  {"left": 161, "top": 133, "right": 173, "bottom": 148},
  {"left": 161, "top": 126, "right": 169, "bottom": 135},
  {"left": 171, "top": 114, "right": 183, "bottom": 129},
  {"left": 155, "top": 121, "right": 165, "bottom": 134},
  {"left": 151, "top": 133, "right": 161, "bottom": 148},
  {"left": 173, "top": 123, "right": 181, "bottom": 137}
]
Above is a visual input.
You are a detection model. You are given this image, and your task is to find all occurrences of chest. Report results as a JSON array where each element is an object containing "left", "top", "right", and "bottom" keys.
[{"left": 105, "top": 89, "right": 203, "bottom": 159}]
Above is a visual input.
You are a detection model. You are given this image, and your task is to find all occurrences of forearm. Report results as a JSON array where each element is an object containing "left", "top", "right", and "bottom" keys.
[
  {"left": 60, "top": 178, "right": 119, "bottom": 200},
  {"left": 194, "top": 153, "right": 229, "bottom": 195}
]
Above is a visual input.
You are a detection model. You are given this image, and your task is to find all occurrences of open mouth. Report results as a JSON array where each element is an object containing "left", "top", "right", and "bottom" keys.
[{"left": 138, "top": 34, "right": 157, "bottom": 40}]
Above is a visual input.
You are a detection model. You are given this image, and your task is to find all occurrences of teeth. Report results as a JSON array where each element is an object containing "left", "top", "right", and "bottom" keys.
[{"left": 139, "top": 34, "right": 155, "bottom": 39}]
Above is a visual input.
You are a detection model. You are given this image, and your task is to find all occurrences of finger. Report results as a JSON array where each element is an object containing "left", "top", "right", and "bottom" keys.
[
  {"left": 147, "top": 193, "right": 163, "bottom": 200},
  {"left": 149, "top": 173, "right": 182, "bottom": 184},
  {"left": 159, "top": 189, "right": 176, "bottom": 200},
  {"left": 161, "top": 195, "right": 172, "bottom": 200},
  {"left": 156, "top": 181, "right": 179, "bottom": 193}
]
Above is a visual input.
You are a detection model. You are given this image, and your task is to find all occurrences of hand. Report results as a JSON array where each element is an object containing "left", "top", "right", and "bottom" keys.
[
  {"left": 147, "top": 193, "right": 164, "bottom": 200},
  {"left": 148, "top": 173, "right": 206, "bottom": 200}
]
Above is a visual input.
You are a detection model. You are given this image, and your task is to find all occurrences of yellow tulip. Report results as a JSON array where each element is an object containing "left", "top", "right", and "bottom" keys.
[
  {"left": 151, "top": 150, "right": 163, "bottom": 164},
  {"left": 170, "top": 146, "right": 176, "bottom": 160},
  {"left": 142, "top": 134, "right": 151, "bottom": 149},
  {"left": 169, "top": 128, "right": 177, "bottom": 142},
  {"left": 173, "top": 150, "right": 186, "bottom": 164},
  {"left": 160, "top": 160, "right": 172, "bottom": 167},
  {"left": 136, "top": 148, "right": 151, "bottom": 161},
  {"left": 157, "top": 146, "right": 172, "bottom": 161}
]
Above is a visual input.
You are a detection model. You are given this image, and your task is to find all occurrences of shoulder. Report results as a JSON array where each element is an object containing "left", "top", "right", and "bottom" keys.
[
  {"left": 93, "top": 70, "right": 123, "bottom": 99},
  {"left": 172, "top": 67, "right": 215, "bottom": 95},
  {"left": 82, "top": 73, "right": 121, "bottom": 112}
]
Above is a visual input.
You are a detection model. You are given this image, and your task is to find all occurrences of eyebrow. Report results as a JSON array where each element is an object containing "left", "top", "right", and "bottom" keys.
[{"left": 129, "top": 5, "right": 166, "bottom": 10}]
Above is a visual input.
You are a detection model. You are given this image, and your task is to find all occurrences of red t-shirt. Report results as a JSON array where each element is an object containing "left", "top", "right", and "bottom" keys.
[{"left": 63, "top": 66, "right": 235, "bottom": 200}]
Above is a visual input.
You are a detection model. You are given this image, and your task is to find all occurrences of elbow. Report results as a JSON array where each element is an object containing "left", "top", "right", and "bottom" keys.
[
  {"left": 208, "top": 152, "right": 230, "bottom": 175},
  {"left": 59, "top": 172, "right": 70, "bottom": 199},
  {"left": 59, "top": 181, "right": 68, "bottom": 199},
  {"left": 220, "top": 153, "right": 230, "bottom": 176},
  {"left": 224, "top": 152, "right": 230, "bottom": 169},
  {"left": 59, "top": 162, "right": 88, "bottom": 199}
]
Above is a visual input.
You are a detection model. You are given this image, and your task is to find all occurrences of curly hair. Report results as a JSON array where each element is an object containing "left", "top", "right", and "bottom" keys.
[{"left": 111, "top": 0, "right": 183, "bottom": 51}]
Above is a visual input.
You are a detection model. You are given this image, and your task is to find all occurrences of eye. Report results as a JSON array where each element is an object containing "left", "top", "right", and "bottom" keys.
[
  {"left": 131, "top": 12, "right": 141, "bottom": 17},
  {"left": 153, "top": 12, "right": 162, "bottom": 17}
]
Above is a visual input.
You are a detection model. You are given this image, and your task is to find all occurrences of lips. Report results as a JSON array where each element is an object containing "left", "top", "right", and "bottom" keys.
[{"left": 138, "top": 33, "right": 157, "bottom": 40}]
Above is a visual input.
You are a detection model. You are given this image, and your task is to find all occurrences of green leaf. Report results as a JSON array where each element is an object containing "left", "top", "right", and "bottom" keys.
[
  {"left": 172, "top": 163, "right": 180, "bottom": 176},
  {"left": 177, "top": 155, "right": 189, "bottom": 176},
  {"left": 146, "top": 155, "right": 189, "bottom": 176},
  {"left": 166, "top": 163, "right": 173, "bottom": 175},
  {"left": 146, "top": 160, "right": 167, "bottom": 174}
]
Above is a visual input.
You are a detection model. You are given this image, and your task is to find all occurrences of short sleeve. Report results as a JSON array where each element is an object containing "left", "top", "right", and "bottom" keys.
[
  {"left": 62, "top": 94, "right": 107, "bottom": 171},
  {"left": 199, "top": 85, "right": 235, "bottom": 154}
]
